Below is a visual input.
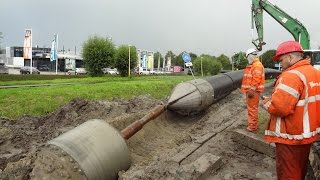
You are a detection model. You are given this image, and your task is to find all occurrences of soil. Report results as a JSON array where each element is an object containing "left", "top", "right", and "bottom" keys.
[{"left": 0, "top": 85, "right": 277, "bottom": 180}]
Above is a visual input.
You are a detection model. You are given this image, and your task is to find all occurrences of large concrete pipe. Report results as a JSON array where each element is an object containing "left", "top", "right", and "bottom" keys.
[
  {"left": 31, "top": 105, "right": 166, "bottom": 180},
  {"left": 32, "top": 119, "right": 130, "bottom": 180},
  {"left": 167, "top": 68, "right": 281, "bottom": 115}
]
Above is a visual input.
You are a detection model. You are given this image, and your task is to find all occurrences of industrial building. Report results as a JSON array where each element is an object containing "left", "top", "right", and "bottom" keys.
[{"left": 0, "top": 46, "right": 83, "bottom": 72}]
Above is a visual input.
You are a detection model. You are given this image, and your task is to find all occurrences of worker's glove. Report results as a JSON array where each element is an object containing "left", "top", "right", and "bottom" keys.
[
  {"left": 247, "top": 91, "right": 254, "bottom": 98},
  {"left": 262, "top": 96, "right": 271, "bottom": 110}
]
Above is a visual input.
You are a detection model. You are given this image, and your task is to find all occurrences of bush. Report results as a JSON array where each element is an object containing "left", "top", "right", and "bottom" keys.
[
  {"left": 82, "top": 35, "right": 115, "bottom": 76},
  {"left": 114, "top": 45, "right": 137, "bottom": 76},
  {"left": 193, "top": 56, "right": 222, "bottom": 76}
]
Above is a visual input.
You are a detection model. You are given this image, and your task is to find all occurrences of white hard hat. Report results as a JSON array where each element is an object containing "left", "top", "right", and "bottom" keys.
[{"left": 246, "top": 48, "right": 258, "bottom": 57}]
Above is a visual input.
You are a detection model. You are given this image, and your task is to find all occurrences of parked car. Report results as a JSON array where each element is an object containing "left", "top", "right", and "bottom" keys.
[
  {"left": 0, "top": 63, "right": 9, "bottom": 74},
  {"left": 149, "top": 70, "right": 156, "bottom": 75},
  {"left": 103, "top": 68, "right": 119, "bottom": 75},
  {"left": 67, "top": 68, "right": 87, "bottom": 75},
  {"left": 136, "top": 68, "right": 150, "bottom": 75},
  {"left": 154, "top": 71, "right": 164, "bottom": 75},
  {"left": 20, "top": 67, "right": 40, "bottom": 74},
  {"left": 38, "top": 65, "right": 50, "bottom": 71}
]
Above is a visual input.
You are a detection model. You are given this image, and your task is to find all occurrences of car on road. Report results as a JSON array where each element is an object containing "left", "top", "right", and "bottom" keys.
[
  {"left": 154, "top": 71, "right": 164, "bottom": 75},
  {"left": 20, "top": 67, "right": 40, "bottom": 74},
  {"left": 135, "top": 68, "right": 150, "bottom": 75},
  {"left": 103, "top": 68, "right": 119, "bottom": 75},
  {"left": 67, "top": 68, "right": 87, "bottom": 75},
  {"left": 38, "top": 65, "right": 50, "bottom": 71},
  {"left": 0, "top": 63, "right": 9, "bottom": 74}
]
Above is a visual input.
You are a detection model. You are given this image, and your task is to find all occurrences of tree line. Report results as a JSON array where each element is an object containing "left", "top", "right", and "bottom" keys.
[
  {"left": 82, "top": 35, "right": 279, "bottom": 77},
  {"left": 0, "top": 33, "right": 278, "bottom": 76}
]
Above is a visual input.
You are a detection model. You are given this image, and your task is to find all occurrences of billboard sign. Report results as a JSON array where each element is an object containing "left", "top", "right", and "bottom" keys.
[{"left": 23, "top": 29, "right": 32, "bottom": 59}]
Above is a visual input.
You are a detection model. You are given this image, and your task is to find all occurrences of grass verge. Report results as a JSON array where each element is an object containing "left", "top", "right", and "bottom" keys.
[{"left": 0, "top": 75, "right": 194, "bottom": 119}]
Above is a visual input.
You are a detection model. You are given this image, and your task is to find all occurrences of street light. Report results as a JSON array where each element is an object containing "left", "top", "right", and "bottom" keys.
[
  {"left": 128, "top": 45, "right": 131, "bottom": 78},
  {"left": 201, "top": 57, "right": 203, "bottom": 77},
  {"left": 232, "top": 52, "right": 236, "bottom": 71}
]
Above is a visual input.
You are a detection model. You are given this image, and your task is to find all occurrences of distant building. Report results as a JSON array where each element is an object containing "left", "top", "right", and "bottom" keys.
[
  {"left": 0, "top": 46, "right": 83, "bottom": 71},
  {"left": 137, "top": 49, "right": 154, "bottom": 71},
  {"left": 165, "top": 56, "right": 172, "bottom": 72}
]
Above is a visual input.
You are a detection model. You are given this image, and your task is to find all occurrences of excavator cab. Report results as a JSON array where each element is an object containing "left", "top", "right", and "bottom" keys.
[{"left": 304, "top": 50, "right": 320, "bottom": 71}]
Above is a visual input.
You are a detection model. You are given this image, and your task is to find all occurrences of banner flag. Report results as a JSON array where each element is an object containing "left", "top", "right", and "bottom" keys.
[
  {"left": 50, "top": 34, "right": 57, "bottom": 62},
  {"left": 23, "top": 29, "right": 32, "bottom": 59}
]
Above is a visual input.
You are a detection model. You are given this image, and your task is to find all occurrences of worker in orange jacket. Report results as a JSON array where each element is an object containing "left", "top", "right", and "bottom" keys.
[
  {"left": 262, "top": 41, "right": 320, "bottom": 180},
  {"left": 241, "top": 48, "right": 265, "bottom": 132}
]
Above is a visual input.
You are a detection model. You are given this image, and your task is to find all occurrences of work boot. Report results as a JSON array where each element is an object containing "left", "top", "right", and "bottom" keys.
[{"left": 246, "top": 127, "right": 257, "bottom": 132}]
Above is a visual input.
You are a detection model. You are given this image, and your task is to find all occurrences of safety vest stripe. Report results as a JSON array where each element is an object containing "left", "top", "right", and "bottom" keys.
[
  {"left": 288, "top": 70, "right": 310, "bottom": 134},
  {"left": 296, "top": 95, "right": 320, "bottom": 106},
  {"left": 276, "top": 116, "right": 281, "bottom": 134},
  {"left": 253, "top": 70, "right": 263, "bottom": 75},
  {"left": 245, "top": 73, "right": 265, "bottom": 77},
  {"left": 241, "top": 85, "right": 264, "bottom": 90},
  {"left": 265, "top": 128, "right": 320, "bottom": 140},
  {"left": 276, "top": 83, "right": 300, "bottom": 99},
  {"left": 263, "top": 101, "right": 271, "bottom": 109}
]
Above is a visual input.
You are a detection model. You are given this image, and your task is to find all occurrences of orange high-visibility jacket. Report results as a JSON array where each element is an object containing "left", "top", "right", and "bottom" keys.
[
  {"left": 241, "top": 58, "right": 265, "bottom": 93},
  {"left": 264, "top": 59, "right": 320, "bottom": 145}
]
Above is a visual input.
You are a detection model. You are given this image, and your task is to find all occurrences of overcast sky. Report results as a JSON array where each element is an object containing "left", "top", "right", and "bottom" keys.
[{"left": 0, "top": 0, "right": 319, "bottom": 57}]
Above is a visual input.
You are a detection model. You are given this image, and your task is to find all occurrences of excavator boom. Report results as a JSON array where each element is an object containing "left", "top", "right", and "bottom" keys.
[{"left": 251, "top": 0, "right": 310, "bottom": 50}]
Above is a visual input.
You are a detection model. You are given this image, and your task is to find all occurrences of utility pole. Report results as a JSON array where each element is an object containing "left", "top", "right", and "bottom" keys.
[
  {"left": 157, "top": 53, "right": 160, "bottom": 71},
  {"left": 231, "top": 56, "right": 234, "bottom": 71},
  {"left": 201, "top": 57, "right": 203, "bottom": 76},
  {"left": 128, "top": 45, "right": 131, "bottom": 77}
]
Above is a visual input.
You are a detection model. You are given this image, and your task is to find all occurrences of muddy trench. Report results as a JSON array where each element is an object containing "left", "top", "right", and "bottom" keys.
[{"left": 1, "top": 84, "right": 315, "bottom": 179}]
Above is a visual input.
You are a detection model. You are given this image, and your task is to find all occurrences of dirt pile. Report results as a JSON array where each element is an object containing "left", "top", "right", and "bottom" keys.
[
  {"left": 0, "top": 95, "right": 160, "bottom": 179},
  {"left": 1, "top": 87, "right": 277, "bottom": 179}
]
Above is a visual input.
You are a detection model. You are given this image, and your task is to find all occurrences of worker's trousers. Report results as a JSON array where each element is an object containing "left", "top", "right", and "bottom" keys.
[
  {"left": 245, "top": 91, "right": 260, "bottom": 131},
  {"left": 276, "top": 143, "right": 311, "bottom": 180}
]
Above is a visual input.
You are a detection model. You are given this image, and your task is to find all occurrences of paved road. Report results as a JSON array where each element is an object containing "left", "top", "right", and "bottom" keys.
[{"left": 8, "top": 68, "right": 68, "bottom": 75}]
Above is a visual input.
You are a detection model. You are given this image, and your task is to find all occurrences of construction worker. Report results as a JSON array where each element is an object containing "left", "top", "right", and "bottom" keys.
[
  {"left": 241, "top": 48, "right": 265, "bottom": 132},
  {"left": 262, "top": 40, "right": 320, "bottom": 179}
]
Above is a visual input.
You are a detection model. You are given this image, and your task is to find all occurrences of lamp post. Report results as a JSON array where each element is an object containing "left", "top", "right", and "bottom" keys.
[
  {"left": 201, "top": 57, "right": 203, "bottom": 77},
  {"left": 128, "top": 45, "right": 131, "bottom": 78},
  {"left": 232, "top": 52, "right": 236, "bottom": 71},
  {"left": 231, "top": 55, "right": 234, "bottom": 71}
]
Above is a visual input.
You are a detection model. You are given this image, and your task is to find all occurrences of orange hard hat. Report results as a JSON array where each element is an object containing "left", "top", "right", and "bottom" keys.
[{"left": 272, "top": 40, "right": 304, "bottom": 60}]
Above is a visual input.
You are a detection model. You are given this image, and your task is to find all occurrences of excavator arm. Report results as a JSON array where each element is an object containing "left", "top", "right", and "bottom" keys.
[{"left": 251, "top": 0, "right": 310, "bottom": 51}]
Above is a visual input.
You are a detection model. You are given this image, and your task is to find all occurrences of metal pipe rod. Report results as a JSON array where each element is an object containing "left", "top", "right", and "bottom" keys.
[{"left": 121, "top": 104, "right": 166, "bottom": 140}]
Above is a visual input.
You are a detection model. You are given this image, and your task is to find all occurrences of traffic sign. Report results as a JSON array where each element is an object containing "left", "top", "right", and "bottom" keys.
[
  {"left": 182, "top": 52, "right": 191, "bottom": 63},
  {"left": 185, "top": 62, "right": 193, "bottom": 67}
]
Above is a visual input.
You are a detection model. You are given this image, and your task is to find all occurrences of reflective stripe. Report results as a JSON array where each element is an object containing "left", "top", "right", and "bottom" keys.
[
  {"left": 241, "top": 85, "right": 251, "bottom": 88},
  {"left": 241, "top": 84, "right": 264, "bottom": 90},
  {"left": 296, "top": 95, "right": 320, "bottom": 106},
  {"left": 288, "top": 70, "right": 310, "bottom": 134},
  {"left": 253, "top": 70, "right": 262, "bottom": 75},
  {"left": 244, "top": 74, "right": 252, "bottom": 77},
  {"left": 263, "top": 101, "right": 271, "bottom": 109},
  {"left": 276, "top": 83, "right": 300, "bottom": 99},
  {"left": 276, "top": 116, "right": 281, "bottom": 134},
  {"left": 265, "top": 128, "right": 320, "bottom": 140}
]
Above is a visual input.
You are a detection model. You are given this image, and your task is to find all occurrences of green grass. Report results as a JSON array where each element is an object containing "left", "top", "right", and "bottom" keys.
[
  {"left": 0, "top": 75, "right": 194, "bottom": 119},
  {"left": 257, "top": 109, "right": 270, "bottom": 138}
]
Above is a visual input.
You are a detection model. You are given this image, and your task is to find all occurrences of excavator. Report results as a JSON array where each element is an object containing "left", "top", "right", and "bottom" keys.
[{"left": 251, "top": 0, "right": 320, "bottom": 70}]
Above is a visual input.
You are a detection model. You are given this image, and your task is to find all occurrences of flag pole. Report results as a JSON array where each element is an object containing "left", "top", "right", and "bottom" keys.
[
  {"left": 30, "top": 29, "right": 33, "bottom": 74},
  {"left": 55, "top": 34, "right": 59, "bottom": 74}
]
